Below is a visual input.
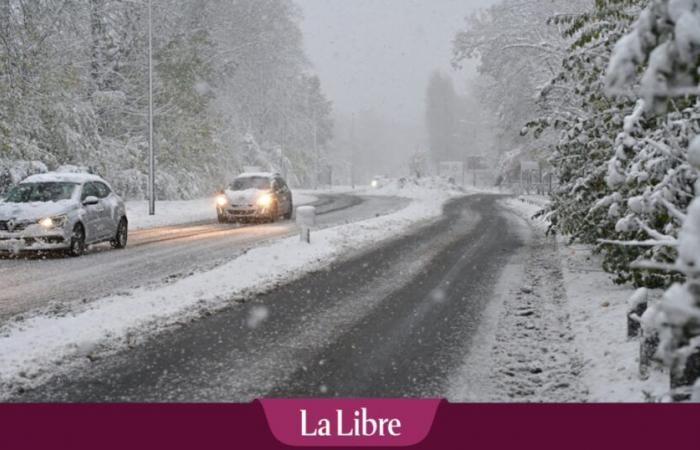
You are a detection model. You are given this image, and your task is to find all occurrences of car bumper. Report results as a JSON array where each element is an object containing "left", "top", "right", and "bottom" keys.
[
  {"left": 0, "top": 230, "right": 70, "bottom": 252},
  {"left": 218, "top": 206, "right": 273, "bottom": 220}
]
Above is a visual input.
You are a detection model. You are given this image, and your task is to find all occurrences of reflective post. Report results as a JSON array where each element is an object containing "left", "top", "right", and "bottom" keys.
[{"left": 296, "top": 206, "right": 316, "bottom": 243}]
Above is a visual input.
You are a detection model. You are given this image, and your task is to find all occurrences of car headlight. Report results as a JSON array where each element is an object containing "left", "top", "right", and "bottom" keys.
[
  {"left": 257, "top": 194, "right": 273, "bottom": 208},
  {"left": 38, "top": 215, "right": 68, "bottom": 229},
  {"left": 371, "top": 180, "right": 379, "bottom": 188},
  {"left": 216, "top": 195, "right": 228, "bottom": 207}
]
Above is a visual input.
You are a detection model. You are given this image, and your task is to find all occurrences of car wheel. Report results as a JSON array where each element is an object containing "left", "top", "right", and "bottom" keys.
[
  {"left": 67, "top": 224, "right": 86, "bottom": 257},
  {"left": 111, "top": 217, "right": 128, "bottom": 249},
  {"left": 217, "top": 213, "right": 227, "bottom": 224}
]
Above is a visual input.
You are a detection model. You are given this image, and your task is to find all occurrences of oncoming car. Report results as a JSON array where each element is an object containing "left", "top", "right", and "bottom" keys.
[
  {"left": 370, "top": 175, "right": 388, "bottom": 189},
  {"left": 0, "top": 173, "right": 128, "bottom": 256},
  {"left": 216, "top": 172, "right": 293, "bottom": 223}
]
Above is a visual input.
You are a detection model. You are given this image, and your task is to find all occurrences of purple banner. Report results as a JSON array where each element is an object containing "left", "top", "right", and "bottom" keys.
[{"left": 0, "top": 402, "right": 698, "bottom": 449}]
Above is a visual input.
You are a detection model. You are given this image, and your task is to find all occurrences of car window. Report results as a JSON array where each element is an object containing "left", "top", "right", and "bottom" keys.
[
  {"left": 231, "top": 177, "right": 271, "bottom": 190},
  {"left": 81, "top": 182, "right": 99, "bottom": 200},
  {"left": 94, "top": 182, "right": 111, "bottom": 198},
  {"left": 4, "top": 182, "right": 77, "bottom": 203}
]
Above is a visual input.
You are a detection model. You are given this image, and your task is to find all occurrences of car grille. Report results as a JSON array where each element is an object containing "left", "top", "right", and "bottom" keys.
[
  {"left": 0, "top": 221, "right": 29, "bottom": 232},
  {"left": 229, "top": 209, "right": 256, "bottom": 216}
]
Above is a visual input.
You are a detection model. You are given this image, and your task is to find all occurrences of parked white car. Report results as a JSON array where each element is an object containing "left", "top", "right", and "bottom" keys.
[{"left": 0, "top": 172, "right": 128, "bottom": 256}]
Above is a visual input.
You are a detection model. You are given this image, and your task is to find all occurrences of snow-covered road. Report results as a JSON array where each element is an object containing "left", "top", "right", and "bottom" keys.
[
  {"left": 15, "top": 194, "right": 538, "bottom": 401},
  {"left": 0, "top": 193, "right": 406, "bottom": 322}
]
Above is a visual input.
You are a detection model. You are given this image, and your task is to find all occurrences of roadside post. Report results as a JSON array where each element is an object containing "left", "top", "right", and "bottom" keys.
[{"left": 296, "top": 206, "right": 316, "bottom": 243}]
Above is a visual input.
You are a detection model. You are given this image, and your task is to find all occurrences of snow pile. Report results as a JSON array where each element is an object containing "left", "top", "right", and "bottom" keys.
[
  {"left": 503, "top": 197, "right": 668, "bottom": 401},
  {"left": 449, "top": 202, "right": 587, "bottom": 402},
  {"left": 501, "top": 196, "right": 550, "bottom": 233},
  {"left": 0, "top": 181, "right": 463, "bottom": 396},
  {"left": 358, "top": 176, "right": 495, "bottom": 199},
  {"left": 126, "top": 198, "right": 218, "bottom": 230},
  {"left": 559, "top": 243, "right": 668, "bottom": 401},
  {"left": 126, "top": 190, "right": 318, "bottom": 230}
]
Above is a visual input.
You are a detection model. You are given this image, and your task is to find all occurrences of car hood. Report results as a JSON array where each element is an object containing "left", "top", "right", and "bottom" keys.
[
  {"left": 0, "top": 200, "right": 76, "bottom": 221},
  {"left": 224, "top": 188, "right": 268, "bottom": 205}
]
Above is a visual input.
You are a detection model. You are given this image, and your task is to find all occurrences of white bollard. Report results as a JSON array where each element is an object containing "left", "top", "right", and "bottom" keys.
[{"left": 296, "top": 206, "right": 316, "bottom": 243}]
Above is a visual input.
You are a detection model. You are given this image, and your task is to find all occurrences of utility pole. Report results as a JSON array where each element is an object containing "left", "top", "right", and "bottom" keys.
[
  {"left": 313, "top": 110, "right": 319, "bottom": 190},
  {"left": 147, "top": 0, "right": 155, "bottom": 215},
  {"left": 350, "top": 113, "right": 356, "bottom": 189}
]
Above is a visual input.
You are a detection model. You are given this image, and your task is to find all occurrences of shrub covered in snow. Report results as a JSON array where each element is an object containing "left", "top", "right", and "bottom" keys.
[{"left": 605, "top": 0, "right": 700, "bottom": 397}]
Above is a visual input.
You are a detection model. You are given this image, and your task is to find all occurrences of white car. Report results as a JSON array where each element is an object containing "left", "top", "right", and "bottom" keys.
[
  {"left": 0, "top": 172, "right": 128, "bottom": 256},
  {"left": 216, "top": 172, "right": 293, "bottom": 223}
]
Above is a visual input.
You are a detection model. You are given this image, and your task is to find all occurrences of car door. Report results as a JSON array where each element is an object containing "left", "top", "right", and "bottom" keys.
[
  {"left": 80, "top": 182, "right": 103, "bottom": 242},
  {"left": 94, "top": 182, "right": 117, "bottom": 238}
]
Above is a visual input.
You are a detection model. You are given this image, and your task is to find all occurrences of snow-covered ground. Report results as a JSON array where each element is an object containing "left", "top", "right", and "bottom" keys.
[
  {"left": 126, "top": 190, "right": 319, "bottom": 230},
  {"left": 449, "top": 198, "right": 587, "bottom": 402},
  {"left": 501, "top": 197, "right": 668, "bottom": 402},
  {"left": 0, "top": 179, "right": 466, "bottom": 397}
]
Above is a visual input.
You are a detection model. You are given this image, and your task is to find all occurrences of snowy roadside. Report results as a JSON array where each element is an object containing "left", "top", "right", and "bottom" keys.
[
  {"left": 449, "top": 198, "right": 587, "bottom": 402},
  {"left": 126, "top": 190, "right": 318, "bottom": 230},
  {"left": 501, "top": 197, "right": 668, "bottom": 402},
  {"left": 0, "top": 180, "right": 466, "bottom": 397}
]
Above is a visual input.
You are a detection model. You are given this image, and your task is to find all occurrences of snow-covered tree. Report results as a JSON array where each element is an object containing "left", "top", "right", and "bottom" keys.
[
  {"left": 530, "top": 0, "right": 682, "bottom": 287},
  {"left": 605, "top": 0, "right": 700, "bottom": 397},
  {"left": 452, "top": 0, "right": 589, "bottom": 159},
  {"left": 0, "top": 0, "right": 333, "bottom": 197}
]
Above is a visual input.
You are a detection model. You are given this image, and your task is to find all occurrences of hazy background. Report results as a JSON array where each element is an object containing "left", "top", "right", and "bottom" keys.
[{"left": 298, "top": 0, "right": 499, "bottom": 181}]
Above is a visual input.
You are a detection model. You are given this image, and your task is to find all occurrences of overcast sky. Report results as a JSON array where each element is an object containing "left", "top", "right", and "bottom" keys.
[{"left": 297, "top": 0, "right": 498, "bottom": 127}]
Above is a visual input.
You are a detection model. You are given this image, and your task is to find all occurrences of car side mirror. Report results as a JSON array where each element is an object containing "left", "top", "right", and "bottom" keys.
[{"left": 82, "top": 196, "right": 99, "bottom": 206}]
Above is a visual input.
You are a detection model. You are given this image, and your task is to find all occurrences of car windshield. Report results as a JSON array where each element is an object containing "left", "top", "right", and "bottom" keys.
[
  {"left": 4, "top": 182, "right": 78, "bottom": 203},
  {"left": 230, "top": 177, "right": 270, "bottom": 191}
]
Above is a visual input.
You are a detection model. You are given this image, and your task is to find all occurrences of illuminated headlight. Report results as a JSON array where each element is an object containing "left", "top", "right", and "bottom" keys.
[
  {"left": 216, "top": 195, "right": 228, "bottom": 207},
  {"left": 38, "top": 215, "right": 68, "bottom": 229},
  {"left": 371, "top": 180, "right": 379, "bottom": 188},
  {"left": 257, "top": 194, "right": 273, "bottom": 208}
]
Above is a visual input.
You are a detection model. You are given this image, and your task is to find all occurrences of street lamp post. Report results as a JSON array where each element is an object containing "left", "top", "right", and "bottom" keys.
[
  {"left": 147, "top": 0, "right": 155, "bottom": 215},
  {"left": 313, "top": 113, "right": 319, "bottom": 190}
]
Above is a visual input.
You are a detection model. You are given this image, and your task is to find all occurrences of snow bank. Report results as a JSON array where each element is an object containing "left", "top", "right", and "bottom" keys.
[
  {"left": 500, "top": 196, "right": 549, "bottom": 233},
  {"left": 126, "top": 190, "right": 318, "bottom": 230},
  {"left": 356, "top": 177, "right": 498, "bottom": 199},
  {"left": 0, "top": 180, "right": 464, "bottom": 397},
  {"left": 505, "top": 196, "right": 668, "bottom": 401},
  {"left": 559, "top": 243, "right": 667, "bottom": 401}
]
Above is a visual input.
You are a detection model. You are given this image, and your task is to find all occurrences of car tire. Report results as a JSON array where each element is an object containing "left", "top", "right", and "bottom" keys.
[
  {"left": 217, "top": 213, "right": 227, "bottom": 224},
  {"left": 111, "top": 217, "right": 128, "bottom": 249},
  {"left": 67, "top": 224, "right": 86, "bottom": 257}
]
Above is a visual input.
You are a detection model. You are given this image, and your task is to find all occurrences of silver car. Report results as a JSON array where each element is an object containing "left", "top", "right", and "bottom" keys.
[
  {"left": 216, "top": 172, "right": 294, "bottom": 223},
  {"left": 0, "top": 172, "right": 128, "bottom": 256}
]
